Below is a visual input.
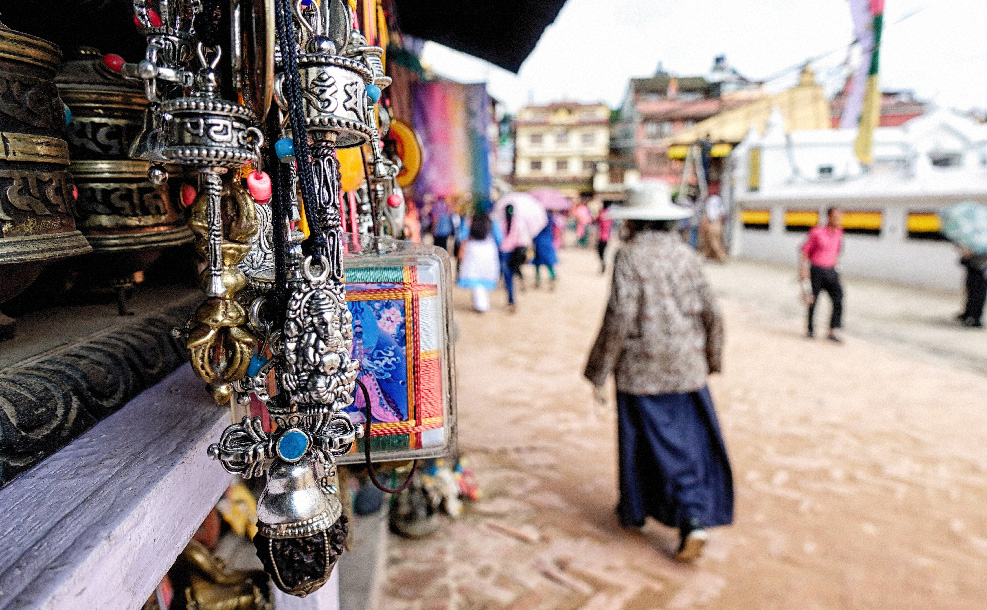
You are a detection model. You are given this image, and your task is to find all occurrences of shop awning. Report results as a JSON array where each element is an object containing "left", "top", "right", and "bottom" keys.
[
  {"left": 2, "top": 0, "right": 569, "bottom": 73},
  {"left": 393, "top": 0, "right": 568, "bottom": 73}
]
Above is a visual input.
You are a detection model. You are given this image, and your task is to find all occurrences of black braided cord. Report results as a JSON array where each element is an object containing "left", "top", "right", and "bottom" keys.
[
  {"left": 273, "top": 0, "right": 328, "bottom": 255},
  {"left": 356, "top": 378, "right": 419, "bottom": 493}
]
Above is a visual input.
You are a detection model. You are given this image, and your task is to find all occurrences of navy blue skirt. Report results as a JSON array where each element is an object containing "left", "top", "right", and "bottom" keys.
[{"left": 616, "top": 387, "right": 734, "bottom": 530}]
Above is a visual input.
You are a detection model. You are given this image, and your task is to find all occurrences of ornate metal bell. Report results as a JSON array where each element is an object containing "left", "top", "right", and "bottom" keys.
[{"left": 253, "top": 456, "right": 348, "bottom": 597}]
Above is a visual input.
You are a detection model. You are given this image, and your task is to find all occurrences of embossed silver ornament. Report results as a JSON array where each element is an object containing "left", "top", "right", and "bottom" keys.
[{"left": 281, "top": 255, "right": 360, "bottom": 411}]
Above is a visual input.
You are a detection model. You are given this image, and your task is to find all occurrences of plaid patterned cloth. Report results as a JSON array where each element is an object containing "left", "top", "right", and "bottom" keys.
[{"left": 343, "top": 262, "right": 448, "bottom": 456}]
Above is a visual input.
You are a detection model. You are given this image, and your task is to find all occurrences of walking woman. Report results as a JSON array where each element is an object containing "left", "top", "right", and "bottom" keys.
[
  {"left": 498, "top": 204, "right": 527, "bottom": 312},
  {"left": 532, "top": 211, "right": 559, "bottom": 289},
  {"left": 584, "top": 180, "right": 733, "bottom": 562},
  {"left": 457, "top": 210, "right": 502, "bottom": 313}
]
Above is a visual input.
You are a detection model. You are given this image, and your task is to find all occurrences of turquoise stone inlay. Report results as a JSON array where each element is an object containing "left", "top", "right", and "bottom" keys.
[{"left": 277, "top": 429, "right": 309, "bottom": 462}]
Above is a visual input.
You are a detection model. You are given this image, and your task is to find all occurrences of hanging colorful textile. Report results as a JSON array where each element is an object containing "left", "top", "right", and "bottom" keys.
[
  {"left": 851, "top": 0, "right": 885, "bottom": 165},
  {"left": 412, "top": 81, "right": 493, "bottom": 201}
]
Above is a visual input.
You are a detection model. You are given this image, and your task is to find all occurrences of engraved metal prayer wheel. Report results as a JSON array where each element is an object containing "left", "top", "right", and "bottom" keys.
[
  {"left": 296, "top": 51, "right": 373, "bottom": 148},
  {"left": 0, "top": 23, "right": 90, "bottom": 307},
  {"left": 56, "top": 48, "right": 191, "bottom": 263}
]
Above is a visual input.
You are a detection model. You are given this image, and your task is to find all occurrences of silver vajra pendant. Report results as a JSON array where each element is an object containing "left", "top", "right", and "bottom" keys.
[
  {"left": 208, "top": 408, "right": 359, "bottom": 596},
  {"left": 209, "top": 253, "right": 362, "bottom": 596}
]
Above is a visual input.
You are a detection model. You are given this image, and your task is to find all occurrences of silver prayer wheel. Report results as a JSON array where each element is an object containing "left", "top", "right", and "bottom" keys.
[
  {"left": 295, "top": 52, "right": 373, "bottom": 148},
  {"left": 0, "top": 24, "right": 90, "bottom": 308},
  {"left": 57, "top": 48, "right": 191, "bottom": 262},
  {"left": 159, "top": 96, "right": 258, "bottom": 168},
  {"left": 342, "top": 30, "right": 390, "bottom": 89}
]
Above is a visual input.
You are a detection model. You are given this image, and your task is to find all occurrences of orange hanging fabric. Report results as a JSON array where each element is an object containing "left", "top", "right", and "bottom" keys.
[
  {"left": 364, "top": 0, "right": 376, "bottom": 46},
  {"left": 376, "top": 3, "right": 388, "bottom": 69}
]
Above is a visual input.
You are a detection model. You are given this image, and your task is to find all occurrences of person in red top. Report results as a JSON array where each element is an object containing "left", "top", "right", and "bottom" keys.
[{"left": 800, "top": 207, "right": 845, "bottom": 342}]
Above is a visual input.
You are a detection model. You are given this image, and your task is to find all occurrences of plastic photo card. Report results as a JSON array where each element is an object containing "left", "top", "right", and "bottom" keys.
[{"left": 337, "top": 236, "right": 457, "bottom": 464}]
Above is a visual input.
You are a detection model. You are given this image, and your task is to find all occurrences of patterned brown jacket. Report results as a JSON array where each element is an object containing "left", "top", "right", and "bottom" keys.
[{"left": 584, "top": 231, "right": 723, "bottom": 395}]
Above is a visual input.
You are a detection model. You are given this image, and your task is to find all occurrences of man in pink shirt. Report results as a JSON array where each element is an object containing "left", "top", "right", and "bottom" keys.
[{"left": 800, "top": 207, "right": 845, "bottom": 342}]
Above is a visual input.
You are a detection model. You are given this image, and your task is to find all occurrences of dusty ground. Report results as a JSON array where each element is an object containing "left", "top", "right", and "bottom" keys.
[{"left": 379, "top": 247, "right": 987, "bottom": 610}]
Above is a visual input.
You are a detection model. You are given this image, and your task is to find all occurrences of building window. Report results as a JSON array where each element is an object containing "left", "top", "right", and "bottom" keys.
[
  {"left": 841, "top": 210, "right": 882, "bottom": 236},
  {"left": 556, "top": 131, "right": 570, "bottom": 145},
  {"left": 929, "top": 152, "right": 962, "bottom": 167},
  {"left": 906, "top": 210, "right": 947, "bottom": 240},
  {"left": 530, "top": 133, "right": 543, "bottom": 146},
  {"left": 644, "top": 121, "right": 672, "bottom": 138},
  {"left": 742, "top": 209, "right": 770, "bottom": 231},
  {"left": 646, "top": 151, "right": 663, "bottom": 167},
  {"left": 556, "top": 159, "right": 568, "bottom": 172},
  {"left": 530, "top": 160, "right": 542, "bottom": 172},
  {"left": 583, "top": 160, "right": 596, "bottom": 172},
  {"left": 580, "top": 132, "right": 595, "bottom": 145},
  {"left": 784, "top": 209, "right": 819, "bottom": 233}
]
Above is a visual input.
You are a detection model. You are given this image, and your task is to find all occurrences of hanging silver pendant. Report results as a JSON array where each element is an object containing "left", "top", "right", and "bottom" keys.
[{"left": 281, "top": 255, "right": 360, "bottom": 411}]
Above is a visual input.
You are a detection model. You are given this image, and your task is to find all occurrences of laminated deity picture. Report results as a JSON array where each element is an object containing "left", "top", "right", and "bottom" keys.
[{"left": 346, "top": 298, "right": 410, "bottom": 425}]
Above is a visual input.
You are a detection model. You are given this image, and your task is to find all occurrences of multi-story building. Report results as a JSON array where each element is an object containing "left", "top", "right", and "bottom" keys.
[
  {"left": 512, "top": 102, "right": 611, "bottom": 198},
  {"left": 830, "top": 85, "right": 928, "bottom": 128},
  {"left": 613, "top": 57, "right": 762, "bottom": 187}
]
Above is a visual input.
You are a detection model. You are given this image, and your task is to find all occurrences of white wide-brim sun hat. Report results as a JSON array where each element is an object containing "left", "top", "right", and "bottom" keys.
[{"left": 609, "top": 180, "right": 693, "bottom": 221}]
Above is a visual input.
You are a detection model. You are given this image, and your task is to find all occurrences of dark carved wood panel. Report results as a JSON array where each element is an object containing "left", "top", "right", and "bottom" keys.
[{"left": 0, "top": 297, "right": 197, "bottom": 486}]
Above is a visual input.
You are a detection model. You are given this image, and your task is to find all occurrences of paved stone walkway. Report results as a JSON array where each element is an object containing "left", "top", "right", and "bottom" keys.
[{"left": 379, "top": 248, "right": 987, "bottom": 610}]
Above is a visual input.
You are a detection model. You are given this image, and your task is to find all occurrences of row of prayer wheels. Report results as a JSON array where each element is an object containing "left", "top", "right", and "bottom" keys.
[{"left": 0, "top": 22, "right": 191, "bottom": 329}]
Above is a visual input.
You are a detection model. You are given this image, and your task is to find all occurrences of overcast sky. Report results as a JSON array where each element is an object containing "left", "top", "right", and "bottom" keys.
[{"left": 419, "top": 0, "right": 987, "bottom": 114}]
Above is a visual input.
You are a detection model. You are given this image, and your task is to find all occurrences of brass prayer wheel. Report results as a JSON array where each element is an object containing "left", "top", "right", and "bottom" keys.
[
  {"left": 0, "top": 23, "right": 90, "bottom": 305},
  {"left": 56, "top": 48, "right": 191, "bottom": 264}
]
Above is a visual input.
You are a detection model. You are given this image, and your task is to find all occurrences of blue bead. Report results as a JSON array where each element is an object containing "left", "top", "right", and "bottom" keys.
[
  {"left": 366, "top": 84, "right": 381, "bottom": 105},
  {"left": 63, "top": 104, "right": 72, "bottom": 126},
  {"left": 277, "top": 429, "right": 309, "bottom": 462},
  {"left": 275, "top": 137, "right": 295, "bottom": 161},
  {"left": 246, "top": 354, "right": 268, "bottom": 377}
]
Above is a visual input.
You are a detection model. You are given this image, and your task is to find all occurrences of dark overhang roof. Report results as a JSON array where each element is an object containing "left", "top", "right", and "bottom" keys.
[
  {"left": 1, "top": 1, "right": 146, "bottom": 61},
  {"left": 2, "top": 0, "right": 567, "bottom": 74},
  {"left": 393, "top": 0, "right": 568, "bottom": 73}
]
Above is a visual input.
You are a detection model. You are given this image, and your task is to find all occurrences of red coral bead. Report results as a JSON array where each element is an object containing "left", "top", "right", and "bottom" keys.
[
  {"left": 180, "top": 184, "right": 198, "bottom": 208},
  {"left": 134, "top": 9, "right": 163, "bottom": 28},
  {"left": 102, "top": 54, "right": 125, "bottom": 74}
]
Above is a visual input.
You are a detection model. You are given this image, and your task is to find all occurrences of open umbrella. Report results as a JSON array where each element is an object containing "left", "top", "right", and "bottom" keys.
[
  {"left": 939, "top": 201, "right": 987, "bottom": 255},
  {"left": 493, "top": 192, "right": 548, "bottom": 247},
  {"left": 527, "top": 188, "right": 572, "bottom": 211}
]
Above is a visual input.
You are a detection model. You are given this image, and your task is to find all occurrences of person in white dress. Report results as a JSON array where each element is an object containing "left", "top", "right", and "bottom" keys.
[{"left": 457, "top": 211, "right": 502, "bottom": 312}]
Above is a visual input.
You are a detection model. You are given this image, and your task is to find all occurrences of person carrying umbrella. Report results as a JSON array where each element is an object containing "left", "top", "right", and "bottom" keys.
[
  {"left": 493, "top": 193, "right": 548, "bottom": 312},
  {"left": 584, "top": 180, "right": 733, "bottom": 562},
  {"left": 940, "top": 201, "right": 987, "bottom": 328}
]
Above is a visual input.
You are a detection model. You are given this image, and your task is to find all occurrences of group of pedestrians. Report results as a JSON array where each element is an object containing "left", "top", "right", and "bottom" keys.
[{"left": 430, "top": 195, "right": 562, "bottom": 314}]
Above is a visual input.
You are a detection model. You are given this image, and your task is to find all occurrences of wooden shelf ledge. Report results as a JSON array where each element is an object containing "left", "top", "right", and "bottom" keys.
[{"left": 0, "top": 367, "right": 231, "bottom": 610}]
